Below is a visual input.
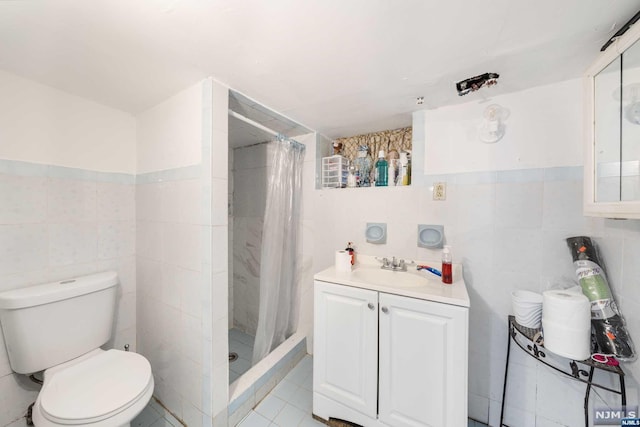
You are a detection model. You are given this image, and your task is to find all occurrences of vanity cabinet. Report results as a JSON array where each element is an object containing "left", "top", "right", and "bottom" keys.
[
  {"left": 313, "top": 280, "right": 468, "bottom": 427},
  {"left": 585, "top": 22, "right": 640, "bottom": 218}
]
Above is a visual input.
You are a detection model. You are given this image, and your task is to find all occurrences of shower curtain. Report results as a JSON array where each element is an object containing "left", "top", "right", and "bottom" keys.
[{"left": 252, "top": 137, "right": 305, "bottom": 365}]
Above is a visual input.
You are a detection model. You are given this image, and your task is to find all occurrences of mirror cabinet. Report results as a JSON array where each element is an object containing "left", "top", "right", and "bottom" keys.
[{"left": 586, "top": 23, "right": 640, "bottom": 218}]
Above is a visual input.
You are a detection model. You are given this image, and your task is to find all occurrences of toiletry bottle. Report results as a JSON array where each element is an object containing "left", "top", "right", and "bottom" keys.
[
  {"left": 404, "top": 152, "right": 412, "bottom": 186},
  {"left": 347, "top": 165, "right": 357, "bottom": 188},
  {"left": 398, "top": 152, "right": 408, "bottom": 186},
  {"left": 442, "top": 245, "right": 453, "bottom": 284},
  {"left": 375, "top": 150, "right": 388, "bottom": 186},
  {"left": 388, "top": 159, "right": 396, "bottom": 186},
  {"left": 345, "top": 242, "right": 355, "bottom": 265}
]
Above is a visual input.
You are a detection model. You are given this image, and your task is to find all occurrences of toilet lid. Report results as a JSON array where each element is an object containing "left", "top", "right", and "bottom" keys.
[{"left": 40, "top": 350, "right": 152, "bottom": 423}]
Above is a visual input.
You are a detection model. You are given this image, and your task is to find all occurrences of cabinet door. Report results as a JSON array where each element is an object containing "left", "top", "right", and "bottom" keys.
[
  {"left": 313, "top": 281, "right": 378, "bottom": 418},
  {"left": 378, "top": 293, "right": 468, "bottom": 427}
]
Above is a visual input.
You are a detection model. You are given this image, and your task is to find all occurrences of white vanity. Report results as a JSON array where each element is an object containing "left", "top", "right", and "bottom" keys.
[{"left": 312, "top": 256, "right": 469, "bottom": 427}]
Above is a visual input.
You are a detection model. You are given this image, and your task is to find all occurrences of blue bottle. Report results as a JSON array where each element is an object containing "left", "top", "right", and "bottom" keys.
[{"left": 375, "top": 150, "right": 388, "bottom": 186}]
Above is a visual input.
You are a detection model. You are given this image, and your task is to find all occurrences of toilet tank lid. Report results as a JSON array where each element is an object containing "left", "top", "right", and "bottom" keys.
[{"left": 0, "top": 271, "right": 118, "bottom": 310}]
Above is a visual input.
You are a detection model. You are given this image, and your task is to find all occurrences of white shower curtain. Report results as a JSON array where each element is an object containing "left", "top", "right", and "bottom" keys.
[{"left": 252, "top": 137, "right": 305, "bottom": 365}]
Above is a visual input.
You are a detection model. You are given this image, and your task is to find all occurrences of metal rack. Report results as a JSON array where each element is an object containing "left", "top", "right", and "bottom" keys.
[{"left": 500, "top": 315, "right": 627, "bottom": 427}]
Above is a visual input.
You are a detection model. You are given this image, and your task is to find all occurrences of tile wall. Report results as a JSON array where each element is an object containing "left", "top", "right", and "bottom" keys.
[
  {"left": 231, "top": 143, "right": 272, "bottom": 336},
  {"left": 135, "top": 78, "right": 230, "bottom": 427},
  {"left": 0, "top": 162, "right": 136, "bottom": 426},
  {"left": 136, "top": 171, "right": 207, "bottom": 425}
]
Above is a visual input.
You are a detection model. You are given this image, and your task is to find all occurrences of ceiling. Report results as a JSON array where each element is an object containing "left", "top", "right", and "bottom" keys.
[{"left": 1, "top": 0, "right": 639, "bottom": 138}]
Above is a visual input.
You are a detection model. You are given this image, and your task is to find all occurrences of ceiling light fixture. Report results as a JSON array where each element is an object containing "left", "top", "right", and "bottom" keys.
[{"left": 456, "top": 73, "right": 500, "bottom": 96}]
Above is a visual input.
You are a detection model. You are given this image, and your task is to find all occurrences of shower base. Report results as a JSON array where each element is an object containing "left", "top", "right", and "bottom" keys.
[
  {"left": 228, "top": 333, "right": 307, "bottom": 426},
  {"left": 229, "top": 328, "right": 255, "bottom": 384}
]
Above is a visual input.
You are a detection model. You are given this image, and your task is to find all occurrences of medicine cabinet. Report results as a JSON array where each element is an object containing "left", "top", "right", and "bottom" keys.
[{"left": 585, "top": 22, "right": 640, "bottom": 218}]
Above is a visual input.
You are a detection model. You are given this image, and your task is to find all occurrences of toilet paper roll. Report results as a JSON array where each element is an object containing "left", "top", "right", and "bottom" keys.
[
  {"left": 542, "top": 318, "right": 591, "bottom": 360},
  {"left": 543, "top": 289, "right": 590, "bottom": 328},
  {"left": 335, "top": 250, "right": 352, "bottom": 272}
]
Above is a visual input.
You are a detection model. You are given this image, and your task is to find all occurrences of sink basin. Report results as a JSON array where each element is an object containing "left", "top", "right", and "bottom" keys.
[
  {"left": 314, "top": 255, "right": 469, "bottom": 307},
  {"left": 349, "top": 267, "right": 435, "bottom": 288}
]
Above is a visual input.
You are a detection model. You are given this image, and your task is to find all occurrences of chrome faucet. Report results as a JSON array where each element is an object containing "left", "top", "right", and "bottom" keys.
[{"left": 379, "top": 256, "right": 414, "bottom": 271}]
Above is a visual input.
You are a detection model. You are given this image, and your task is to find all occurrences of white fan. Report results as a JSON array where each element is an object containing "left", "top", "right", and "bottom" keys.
[{"left": 479, "top": 104, "right": 509, "bottom": 143}]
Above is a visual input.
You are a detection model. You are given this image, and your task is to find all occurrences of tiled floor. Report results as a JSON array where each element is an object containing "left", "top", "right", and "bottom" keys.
[
  {"left": 237, "top": 355, "right": 317, "bottom": 426},
  {"left": 236, "top": 355, "right": 488, "bottom": 427},
  {"left": 132, "top": 397, "right": 184, "bottom": 427},
  {"left": 229, "top": 328, "right": 255, "bottom": 384},
  {"left": 133, "top": 354, "right": 488, "bottom": 427}
]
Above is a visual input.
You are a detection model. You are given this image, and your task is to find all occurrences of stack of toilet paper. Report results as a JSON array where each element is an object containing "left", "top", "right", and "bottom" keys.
[{"left": 542, "top": 287, "right": 591, "bottom": 360}]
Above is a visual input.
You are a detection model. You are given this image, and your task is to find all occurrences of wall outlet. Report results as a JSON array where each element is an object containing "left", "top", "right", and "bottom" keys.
[{"left": 433, "top": 182, "right": 446, "bottom": 200}]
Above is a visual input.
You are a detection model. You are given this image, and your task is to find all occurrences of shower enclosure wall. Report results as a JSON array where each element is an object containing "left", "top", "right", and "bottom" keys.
[{"left": 228, "top": 141, "right": 273, "bottom": 382}]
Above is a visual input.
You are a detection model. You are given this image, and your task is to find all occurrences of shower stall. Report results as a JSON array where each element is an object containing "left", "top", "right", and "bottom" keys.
[{"left": 227, "top": 91, "right": 311, "bottom": 419}]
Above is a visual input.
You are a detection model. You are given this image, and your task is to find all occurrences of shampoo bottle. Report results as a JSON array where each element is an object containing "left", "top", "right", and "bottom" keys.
[
  {"left": 442, "top": 245, "right": 453, "bottom": 284},
  {"left": 347, "top": 165, "right": 357, "bottom": 188}
]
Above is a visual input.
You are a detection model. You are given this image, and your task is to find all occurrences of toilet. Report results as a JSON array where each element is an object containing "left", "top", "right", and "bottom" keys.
[{"left": 0, "top": 271, "right": 154, "bottom": 427}]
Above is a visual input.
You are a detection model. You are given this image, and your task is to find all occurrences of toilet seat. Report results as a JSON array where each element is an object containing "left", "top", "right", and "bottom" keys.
[{"left": 35, "top": 349, "right": 153, "bottom": 426}]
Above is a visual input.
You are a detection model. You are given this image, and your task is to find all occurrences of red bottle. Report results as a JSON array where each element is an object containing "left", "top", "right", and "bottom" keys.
[
  {"left": 442, "top": 245, "right": 453, "bottom": 284},
  {"left": 345, "top": 242, "right": 355, "bottom": 265}
]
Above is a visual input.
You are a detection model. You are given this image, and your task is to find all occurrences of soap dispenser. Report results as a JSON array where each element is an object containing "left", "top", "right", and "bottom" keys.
[{"left": 442, "top": 245, "right": 453, "bottom": 284}]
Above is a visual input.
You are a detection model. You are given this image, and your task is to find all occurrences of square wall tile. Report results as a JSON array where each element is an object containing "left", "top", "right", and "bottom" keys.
[
  {"left": 47, "top": 178, "right": 97, "bottom": 222},
  {"left": 0, "top": 224, "right": 48, "bottom": 276},
  {"left": 97, "top": 182, "right": 135, "bottom": 221},
  {"left": 495, "top": 182, "right": 543, "bottom": 228},
  {"left": 97, "top": 221, "right": 135, "bottom": 259},
  {"left": 48, "top": 222, "right": 98, "bottom": 266},
  {"left": 0, "top": 174, "right": 47, "bottom": 224}
]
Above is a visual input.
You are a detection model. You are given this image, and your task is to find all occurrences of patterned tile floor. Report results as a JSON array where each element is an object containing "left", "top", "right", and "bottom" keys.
[{"left": 229, "top": 328, "right": 255, "bottom": 384}]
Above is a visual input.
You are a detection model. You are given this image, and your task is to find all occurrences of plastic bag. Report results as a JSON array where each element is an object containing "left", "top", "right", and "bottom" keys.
[{"left": 566, "top": 236, "right": 635, "bottom": 360}]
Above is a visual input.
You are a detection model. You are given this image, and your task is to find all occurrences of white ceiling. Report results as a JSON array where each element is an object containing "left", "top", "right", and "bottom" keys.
[{"left": 1, "top": 0, "right": 639, "bottom": 138}]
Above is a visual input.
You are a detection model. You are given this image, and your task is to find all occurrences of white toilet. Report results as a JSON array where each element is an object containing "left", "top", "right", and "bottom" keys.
[{"left": 0, "top": 271, "right": 154, "bottom": 427}]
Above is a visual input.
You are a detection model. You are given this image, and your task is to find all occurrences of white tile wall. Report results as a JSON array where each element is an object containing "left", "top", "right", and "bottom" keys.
[
  {"left": 0, "top": 167, "right": 136, "bottom": 427},
  {"left": 231, "top": 143, "right": 269, "bottom": 336},
  {"left": 136, "top": 79, "right": 230, "bottom": 426},
  {"left": 137, "top": 178, "right": 207, "bottom": 422}
]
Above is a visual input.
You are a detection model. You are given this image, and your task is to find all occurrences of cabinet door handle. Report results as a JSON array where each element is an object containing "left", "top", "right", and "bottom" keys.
[
  {"left": 381, "top": 306, "right": 389, "bottom": 314},
  {"left": 368, "top": 303, "right": 375, "bottom": 310}
]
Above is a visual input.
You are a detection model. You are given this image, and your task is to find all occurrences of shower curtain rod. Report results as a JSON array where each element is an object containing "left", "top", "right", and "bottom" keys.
[
  {"left": 228, "top": 109, "right": 280, "bottom": 138},
  {"left": 228, "top": 109, "right": 305, "bottom": 150}
]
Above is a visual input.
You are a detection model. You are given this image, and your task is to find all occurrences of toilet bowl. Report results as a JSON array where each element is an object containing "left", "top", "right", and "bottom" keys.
[
  {"left": 32, "top": 349, "right": 154, "bottom": 427},
  {"left": 0, "top": 271, "right": 155, "bottom": 427}
]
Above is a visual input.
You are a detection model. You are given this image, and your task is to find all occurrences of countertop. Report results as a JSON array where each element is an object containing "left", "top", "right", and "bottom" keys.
[{"left": 314, "top": 255, "right": 470, "bottom": 308}]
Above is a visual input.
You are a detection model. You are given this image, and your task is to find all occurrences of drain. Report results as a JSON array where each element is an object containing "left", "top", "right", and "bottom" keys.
[{"left": 229, "top": 352, "right": 238, "bottom": 362}]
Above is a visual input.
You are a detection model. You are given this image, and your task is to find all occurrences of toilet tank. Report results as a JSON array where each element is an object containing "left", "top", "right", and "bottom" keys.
[{"left": 0, "top": 271, "right": 118, "bottom": 374}]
